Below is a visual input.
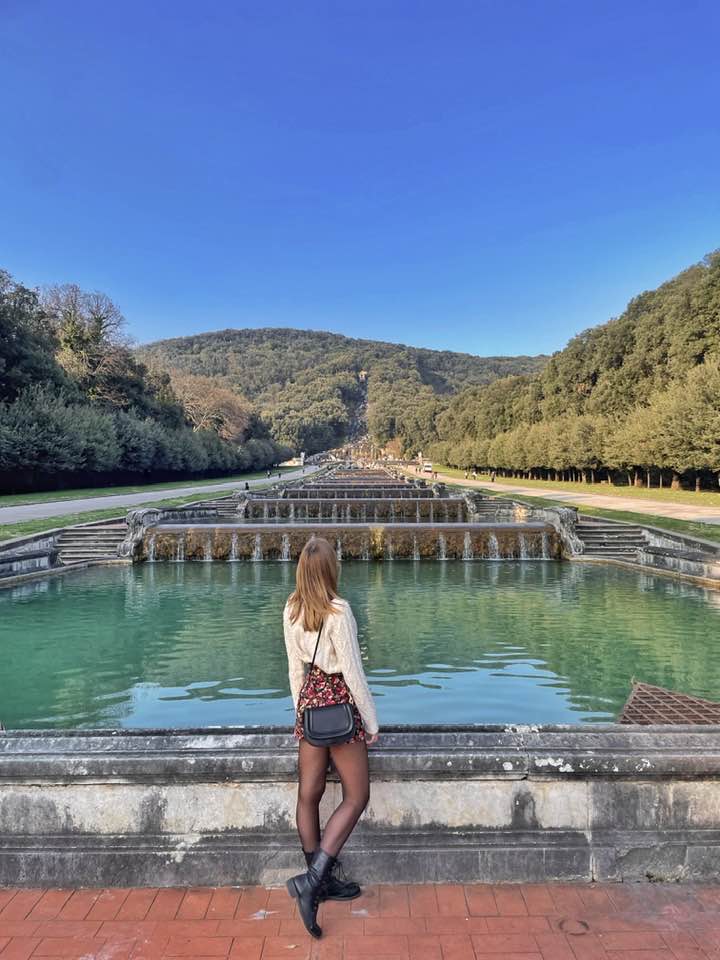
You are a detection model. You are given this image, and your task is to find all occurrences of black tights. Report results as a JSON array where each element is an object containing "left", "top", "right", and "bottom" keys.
[{"left": 296, "top": 738, "right": 370, "bottom": 858}]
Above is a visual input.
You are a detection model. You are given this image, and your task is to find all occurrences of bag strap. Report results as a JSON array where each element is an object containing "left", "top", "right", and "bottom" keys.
[
  {"left": 308, "top": 620, "right": 324, "bottom": 673},
  {"left": 299, "top": 620, "right": 324, "bottom": 698}
]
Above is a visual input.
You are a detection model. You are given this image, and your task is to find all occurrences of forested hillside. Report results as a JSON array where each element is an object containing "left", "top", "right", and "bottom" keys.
[
  {"left": 0, "top": 270, "right": 291, "bottom": 493},
  {"left": 138, "top": 329, "right": 546, "bottom": 454},
  {"left": 427, "top": 252, "right": 720, "bottom": 490}
]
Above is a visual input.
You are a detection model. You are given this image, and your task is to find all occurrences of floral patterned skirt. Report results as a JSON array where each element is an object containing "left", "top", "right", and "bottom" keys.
[{"left": 294, "top": 665, "right": 366, "bottom": 742}]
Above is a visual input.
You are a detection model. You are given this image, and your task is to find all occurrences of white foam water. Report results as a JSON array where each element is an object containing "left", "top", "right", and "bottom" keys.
[{"left": 462, "top": 531, "right": 473, "bottom": 560}]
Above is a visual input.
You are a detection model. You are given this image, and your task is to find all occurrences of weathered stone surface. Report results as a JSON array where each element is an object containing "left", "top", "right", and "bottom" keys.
[{"left": 1, "top": 726, "right": 719, "bottom": 885}]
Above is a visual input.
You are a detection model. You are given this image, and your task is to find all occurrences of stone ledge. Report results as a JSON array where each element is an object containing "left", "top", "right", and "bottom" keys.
[{"left": 2, "top": 726, "right": 720, "bottom": 782}]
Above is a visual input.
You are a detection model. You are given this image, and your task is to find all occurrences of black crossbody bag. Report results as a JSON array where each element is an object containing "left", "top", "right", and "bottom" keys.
[{"left": 301, "top": 620, "right": 355, "bottom": 747}]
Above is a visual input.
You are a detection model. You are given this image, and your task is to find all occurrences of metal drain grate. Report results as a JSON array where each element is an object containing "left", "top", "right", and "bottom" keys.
[{"left": 618, "top": 679, "right": 720, "bottom": 724}]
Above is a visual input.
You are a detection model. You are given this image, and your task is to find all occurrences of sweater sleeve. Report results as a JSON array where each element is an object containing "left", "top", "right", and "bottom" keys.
[
  {"left": 331, "top": 602, "right": 379, "bottom": 736},
  {"left": 283, "top": 604, "right": 306, "bottom": 709}
]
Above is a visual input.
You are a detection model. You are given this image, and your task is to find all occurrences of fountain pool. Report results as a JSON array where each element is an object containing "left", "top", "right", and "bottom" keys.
[{"left": 2, "top": 560, "right": 719, "bottom": 730}]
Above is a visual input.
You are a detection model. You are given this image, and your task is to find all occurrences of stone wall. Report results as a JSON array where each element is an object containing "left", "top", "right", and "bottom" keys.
[{"left": 1, "top": 726, "right": 718, "bottom": 886}]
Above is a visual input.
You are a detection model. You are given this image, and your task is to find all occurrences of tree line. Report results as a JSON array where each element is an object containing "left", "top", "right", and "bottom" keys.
[
  {"left": 418, "top": 252, "right": 720, "bottom": 490},
  {"left": 0, "top": 270, "right": 292, "bottom": 493}
]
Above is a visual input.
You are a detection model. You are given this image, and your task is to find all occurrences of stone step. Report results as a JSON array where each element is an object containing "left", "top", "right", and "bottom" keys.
[
  {"left": 57, "top": 529, "right": 126, "bottom": 537},
  {"left": 57, "top": 538, "right": 125, "bottom": 546},
  {"left": 577, "top": 524, "right": 644, "bottom": 532},
  {"left": 58, "top": 533, "right": 125, "bottom": 539},
  {"left": 58, "top": 547, "right": 117, "bottom": 557},
  {"left": 583, "top": 542, "right": 640, "bottom": 549},
  {"left": 578, "top": 525, "right": 644, "bottom": 532},
  {"left": 583, "top": 548, "right": 639, "bottom": 556},
  {"left": 579, "top": 535, "right": 646, "bottom": 543}
]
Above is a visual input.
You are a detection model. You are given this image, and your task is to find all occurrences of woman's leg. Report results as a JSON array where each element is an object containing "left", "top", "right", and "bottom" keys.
[
  {"left": 319, "top": 740, "right": 370, "bottom": 857},
  {"left": 296, "top": 739, "right": 330, "bottom": 853}
]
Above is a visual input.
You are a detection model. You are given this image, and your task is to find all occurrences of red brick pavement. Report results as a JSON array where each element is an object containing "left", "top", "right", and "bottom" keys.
[{"left": 0, "top": 883, "right": 718, "bottom": 959}]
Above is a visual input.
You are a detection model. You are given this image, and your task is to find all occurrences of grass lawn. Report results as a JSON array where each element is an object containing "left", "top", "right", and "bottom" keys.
[
  {"left": 0, "top": 483, "right": 283, "bottom": 545},
  {"left": 426, "top": 465, "right": 720, "bottom": 507},
  {"left": 0, "top": 466, "right": 298, "bottom": 508}
]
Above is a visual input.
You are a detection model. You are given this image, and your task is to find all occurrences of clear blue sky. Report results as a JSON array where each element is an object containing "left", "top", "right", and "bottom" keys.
[{"left": 1, "top": 0, "right": 718, "bottom": 356}]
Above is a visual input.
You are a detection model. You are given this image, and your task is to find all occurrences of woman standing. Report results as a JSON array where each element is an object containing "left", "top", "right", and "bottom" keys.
[{"left": 283, "top": 537, "right": 379, "bottom": 939}]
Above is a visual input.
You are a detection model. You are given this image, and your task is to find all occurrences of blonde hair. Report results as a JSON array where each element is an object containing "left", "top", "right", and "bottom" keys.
[{"left": 287, "top": 537, "right": 339, "bottom": 631}]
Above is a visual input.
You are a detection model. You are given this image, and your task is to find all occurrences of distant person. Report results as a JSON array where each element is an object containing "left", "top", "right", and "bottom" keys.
[
  {"left": 244, "top": 481, "right": 250, "bottom": 491},
  {"left": 267, "top": 470, "right": 271, "bottom": 479},
  {"left": 283, "top": 537, "right": 378, "bottom": 939},
  {"left": 472, "top": 469, "right": 477, "bottom": 480},
  {"left": 278, "top": 471, "right": 282, "bottom": 479},
  {"left": 464, "top": 471, "right": 468, "bottom": 479},
  {"left": 490, "top": 470, "right": 496, "bottom": 483}
]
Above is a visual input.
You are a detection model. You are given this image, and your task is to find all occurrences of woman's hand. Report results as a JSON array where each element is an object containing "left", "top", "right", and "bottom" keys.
[{"left": 366, "top": 733, "right": 379, "bottom": 746}]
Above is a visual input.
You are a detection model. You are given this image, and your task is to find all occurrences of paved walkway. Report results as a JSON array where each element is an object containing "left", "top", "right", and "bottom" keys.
[
  {"left": 407, "top": 469, "right": 720, "bottom": 527},
  {"left": 0, "top": 466, "right": 321, "bottom": 526},
  {"left": 0, "top": 882, "right": 717, "bottom": 958}
]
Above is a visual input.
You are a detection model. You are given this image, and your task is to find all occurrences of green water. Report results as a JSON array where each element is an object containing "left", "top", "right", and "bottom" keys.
[{"left": 1, "top": 561, "right": 719, "bottom": 729}]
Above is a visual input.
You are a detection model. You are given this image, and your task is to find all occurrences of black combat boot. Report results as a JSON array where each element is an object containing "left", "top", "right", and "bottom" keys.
[
  {"left": 286, "top": 847, "right": 336, "bottom": 938},
  {"left": 304, "top": 849, "right": 361, "bottom": 901}
]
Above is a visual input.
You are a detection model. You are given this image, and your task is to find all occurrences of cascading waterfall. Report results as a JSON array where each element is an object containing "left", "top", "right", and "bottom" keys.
[
  {"left": 541, "top": 532, "right": 550, "bottom": 559},
  {"left": 462, "top": 531, "right": 473, "bottom": 560},
  {"left": 488, "top": 533, "right": 500, "bottom": 560},
  {"left": 252, "top": 534, "right": 263, "bottom": 562},
  {"left": 141, "top": 470, "right": 558, "bottom": 563},
  {"left": 438, "top": 533, "right": 447, "bottom": 560},
  {"left": 203, "top": 535, "right": 213, "bottom": 562}
]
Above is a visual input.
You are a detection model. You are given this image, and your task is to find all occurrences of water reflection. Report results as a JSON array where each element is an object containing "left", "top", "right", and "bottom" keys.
[{"left": 1, "top": 561, "right": 719, "bottom": 729}]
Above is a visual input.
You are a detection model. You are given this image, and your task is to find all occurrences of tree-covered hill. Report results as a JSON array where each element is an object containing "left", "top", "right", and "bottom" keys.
[
  {"left": 429, "top": 251, "right": 720, "bottom": 490},
  {"left": 137, "top": 329, "right": 547, "bottom": 454}
]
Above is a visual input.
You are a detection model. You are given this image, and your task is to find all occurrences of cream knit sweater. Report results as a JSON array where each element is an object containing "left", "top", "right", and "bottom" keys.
[{"left": 283, "top": 597, "right": 379, "bottom": 736}]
